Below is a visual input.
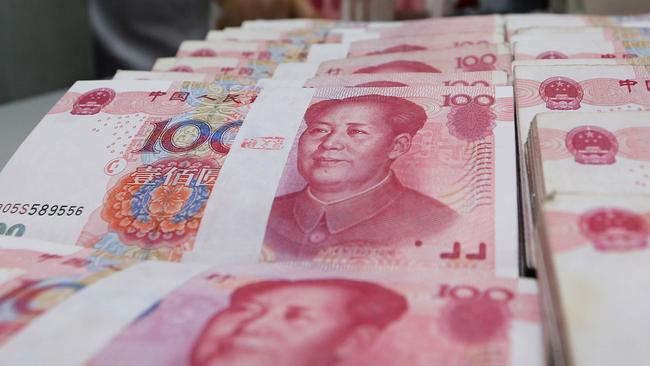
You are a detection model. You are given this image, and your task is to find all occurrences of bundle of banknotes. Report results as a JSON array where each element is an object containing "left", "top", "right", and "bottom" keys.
[{"left": 1, "top": 12, "right": 650, "bottom": 366}]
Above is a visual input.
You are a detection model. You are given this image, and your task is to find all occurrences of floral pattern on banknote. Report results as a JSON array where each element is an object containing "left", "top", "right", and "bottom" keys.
[
  {"left": 0, "top": 247, "right": 135, "bottom": 345},
  {"left": 101, "top": 158, "right": 218, "bottom": 250},
  {"left": 77, "top": 82, "right": 258, "bottom": 261}
]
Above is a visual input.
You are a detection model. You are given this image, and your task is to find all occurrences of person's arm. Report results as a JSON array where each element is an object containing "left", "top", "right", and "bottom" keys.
[{"left": 291, "top": 0, "right": 320, "bottom": 18}]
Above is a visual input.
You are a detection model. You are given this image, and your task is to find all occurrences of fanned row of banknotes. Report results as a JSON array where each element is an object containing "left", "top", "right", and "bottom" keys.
[{"left": 1, "top": 12, "right": 650, "bottom": 366}]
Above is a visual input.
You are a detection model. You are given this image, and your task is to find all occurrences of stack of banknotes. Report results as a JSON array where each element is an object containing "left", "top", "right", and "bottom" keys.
[
  {"left": 0, "top": 12, "right": 650, "bottom": 366},
  {"left": 511, "top": 14, "right": 650, "bottom": 366}
]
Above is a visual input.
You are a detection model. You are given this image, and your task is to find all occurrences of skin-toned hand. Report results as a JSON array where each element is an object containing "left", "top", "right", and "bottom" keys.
[{"left": 216, "top": 0, "right": 320, "bottom": 28}]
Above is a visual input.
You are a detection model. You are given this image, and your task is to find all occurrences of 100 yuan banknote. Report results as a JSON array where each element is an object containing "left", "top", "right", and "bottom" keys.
[
  {"left": 316, "top": 45, "right": 512, "bottom": 76},
  {"left": 510, "top": 57, "right": 650, "bottom": 70},
  {"left": 0, "top": 80, "right": 259, "bottom": 261},
  {"left": 153, "top": 57, "right": 278, "bottom": 79},
  {"left": 190, "top": 86, "right": 518, "bottom": 276},
  {"left": 0, "top": 241, "right": 206, "bottom": 366},
  {"left": 88, "top": 267, "right": 541, "bottom": 366},
  {"left": 0, "top": 236, "right": 137, "bottom": 346},
  {"left": 514, "top": 40, "right": 650, "bottom": 60},
  {"left": 307, "top": 42, "right": 508, "bottom": 63},
  {"left": 269, "top": 63, "right": 510, "bottom": 84},
  {"left": 258, "top": 70, "right": 509, "bottom": 89},
  {"left": 513, "top": 64, "right": 650, "bottom": 268},
  {"left": 529, "top": 111, "right": 650, "bottom": 197},
  {"left": 0, "top": 256, "right": 542, "bottom": 366},
  {"left": 176, "top": 41, "right": 308, "bottom": 63},
  {"left": 511, "top": 26, "right": 650, "bottom": 42},
  {"left": 514, "top": 64, "right": 650, "bottom": 147},
  {"left": 504, "top": 14, "right": 646, "bottom": 38},
  {"left": 346, "top": 35, "right": 504, "bottom": 57},
  {"left": 303, "top": 71, "right": 509, "bottom": 88},
  {"left": 539, "top": 194, "right": 650, "bottom": 366}
]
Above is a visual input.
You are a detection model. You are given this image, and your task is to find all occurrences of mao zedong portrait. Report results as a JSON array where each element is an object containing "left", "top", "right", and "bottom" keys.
[
  {"left": 264, "top": 94, "right": 458, "bottom": 258},
  {"left": 191, "top": 278, "right": 408, "bottom": 366}
]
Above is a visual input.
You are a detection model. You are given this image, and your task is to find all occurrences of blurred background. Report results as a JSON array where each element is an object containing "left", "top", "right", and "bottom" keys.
[{"left": 1, "top": 0, "right": 650, "bottom": 169}]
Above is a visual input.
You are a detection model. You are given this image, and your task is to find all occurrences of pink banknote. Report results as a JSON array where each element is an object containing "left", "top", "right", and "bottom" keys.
[
  {"left": 515, "top": 40, "right": 650, "bottom": 60},
  {"left": 87, "top": 266, "right": 541, "bottom": 366},
  {"left": 514, "top": 65, "right": 650, "bottom": 269},
  {"left": 511, "top": 26, "right": 650, "bottom": 42},
  {"left": 536, "top": 119, "right": 650, "bottom": 164},
  {"left": 0, "top": 240, "right": 134, "bottom": 346},
  {"left": 543, "top": 199, "right": 650, "bottom": 258},
  {"left": 514, "top": 65, "right": 650, "bottom": 148},
  {"left": 303, "top": 71, "right": 509, "bottom": 88},
  {"left": 153, "top": 57, "right": 278, "bottom": 79},
  {"left": 539, "top": 195, "right": 650, "bottom": 366},
  {"left": 0, "top": 80, "right": 259, "bottom": 261},
  {"left": 176, "top": 41, "right": 308, "bottom": 62},
  {"left": 194, "top": 86, "right": 518, "bottom": 275},
  {"left": 347, "top": 36, "right": 504, "bottom": 57},
  {"left": 316, "top": 45, "right": 512, "bottom": 75},
  {"left": 529, "top": 112, "right": 650, "bottom": 197}
]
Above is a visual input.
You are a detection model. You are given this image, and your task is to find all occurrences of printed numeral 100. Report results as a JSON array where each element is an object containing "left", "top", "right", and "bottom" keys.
[
  {"left": 443, "top": 80, "right": 490, "bottom": 87},
  {"left": 437, "top": 284, "right": 514, "bottom": 302},
  {"left": 455, "top": 54, "right": 497, "bottom": 68},
  {"left": 442, "top": 94, "right": 495, "bottom": 107},
  {"left": 137, "top": 119, "right": 242, "bottom": 154}
]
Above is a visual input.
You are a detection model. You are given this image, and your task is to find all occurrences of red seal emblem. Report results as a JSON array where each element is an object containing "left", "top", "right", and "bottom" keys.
[
  {"left": 71, "top": 88, "right": 116, "bottom": 115},
  {"left": 539, "top": 77, "right": 583, "bottom": 110},
  {"left": 536, "top": 51, "right": 568, "bottom": 60},
  {"left": 565, "top": 125, "right": 618, "bottom": 165},
  {"left": 170, "top": 65, "right": 194, "bottom": 72},
  {"left": 579, "top": 208, "right": 649, "bottom": 252},
  {"left": 190, "top": 48, "right": 217, "bottom": 57}
]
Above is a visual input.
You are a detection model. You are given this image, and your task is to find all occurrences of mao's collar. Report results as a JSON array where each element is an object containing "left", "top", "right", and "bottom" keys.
[{"left": 293, "top": 172, "right": 404, "bottom": 234}]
